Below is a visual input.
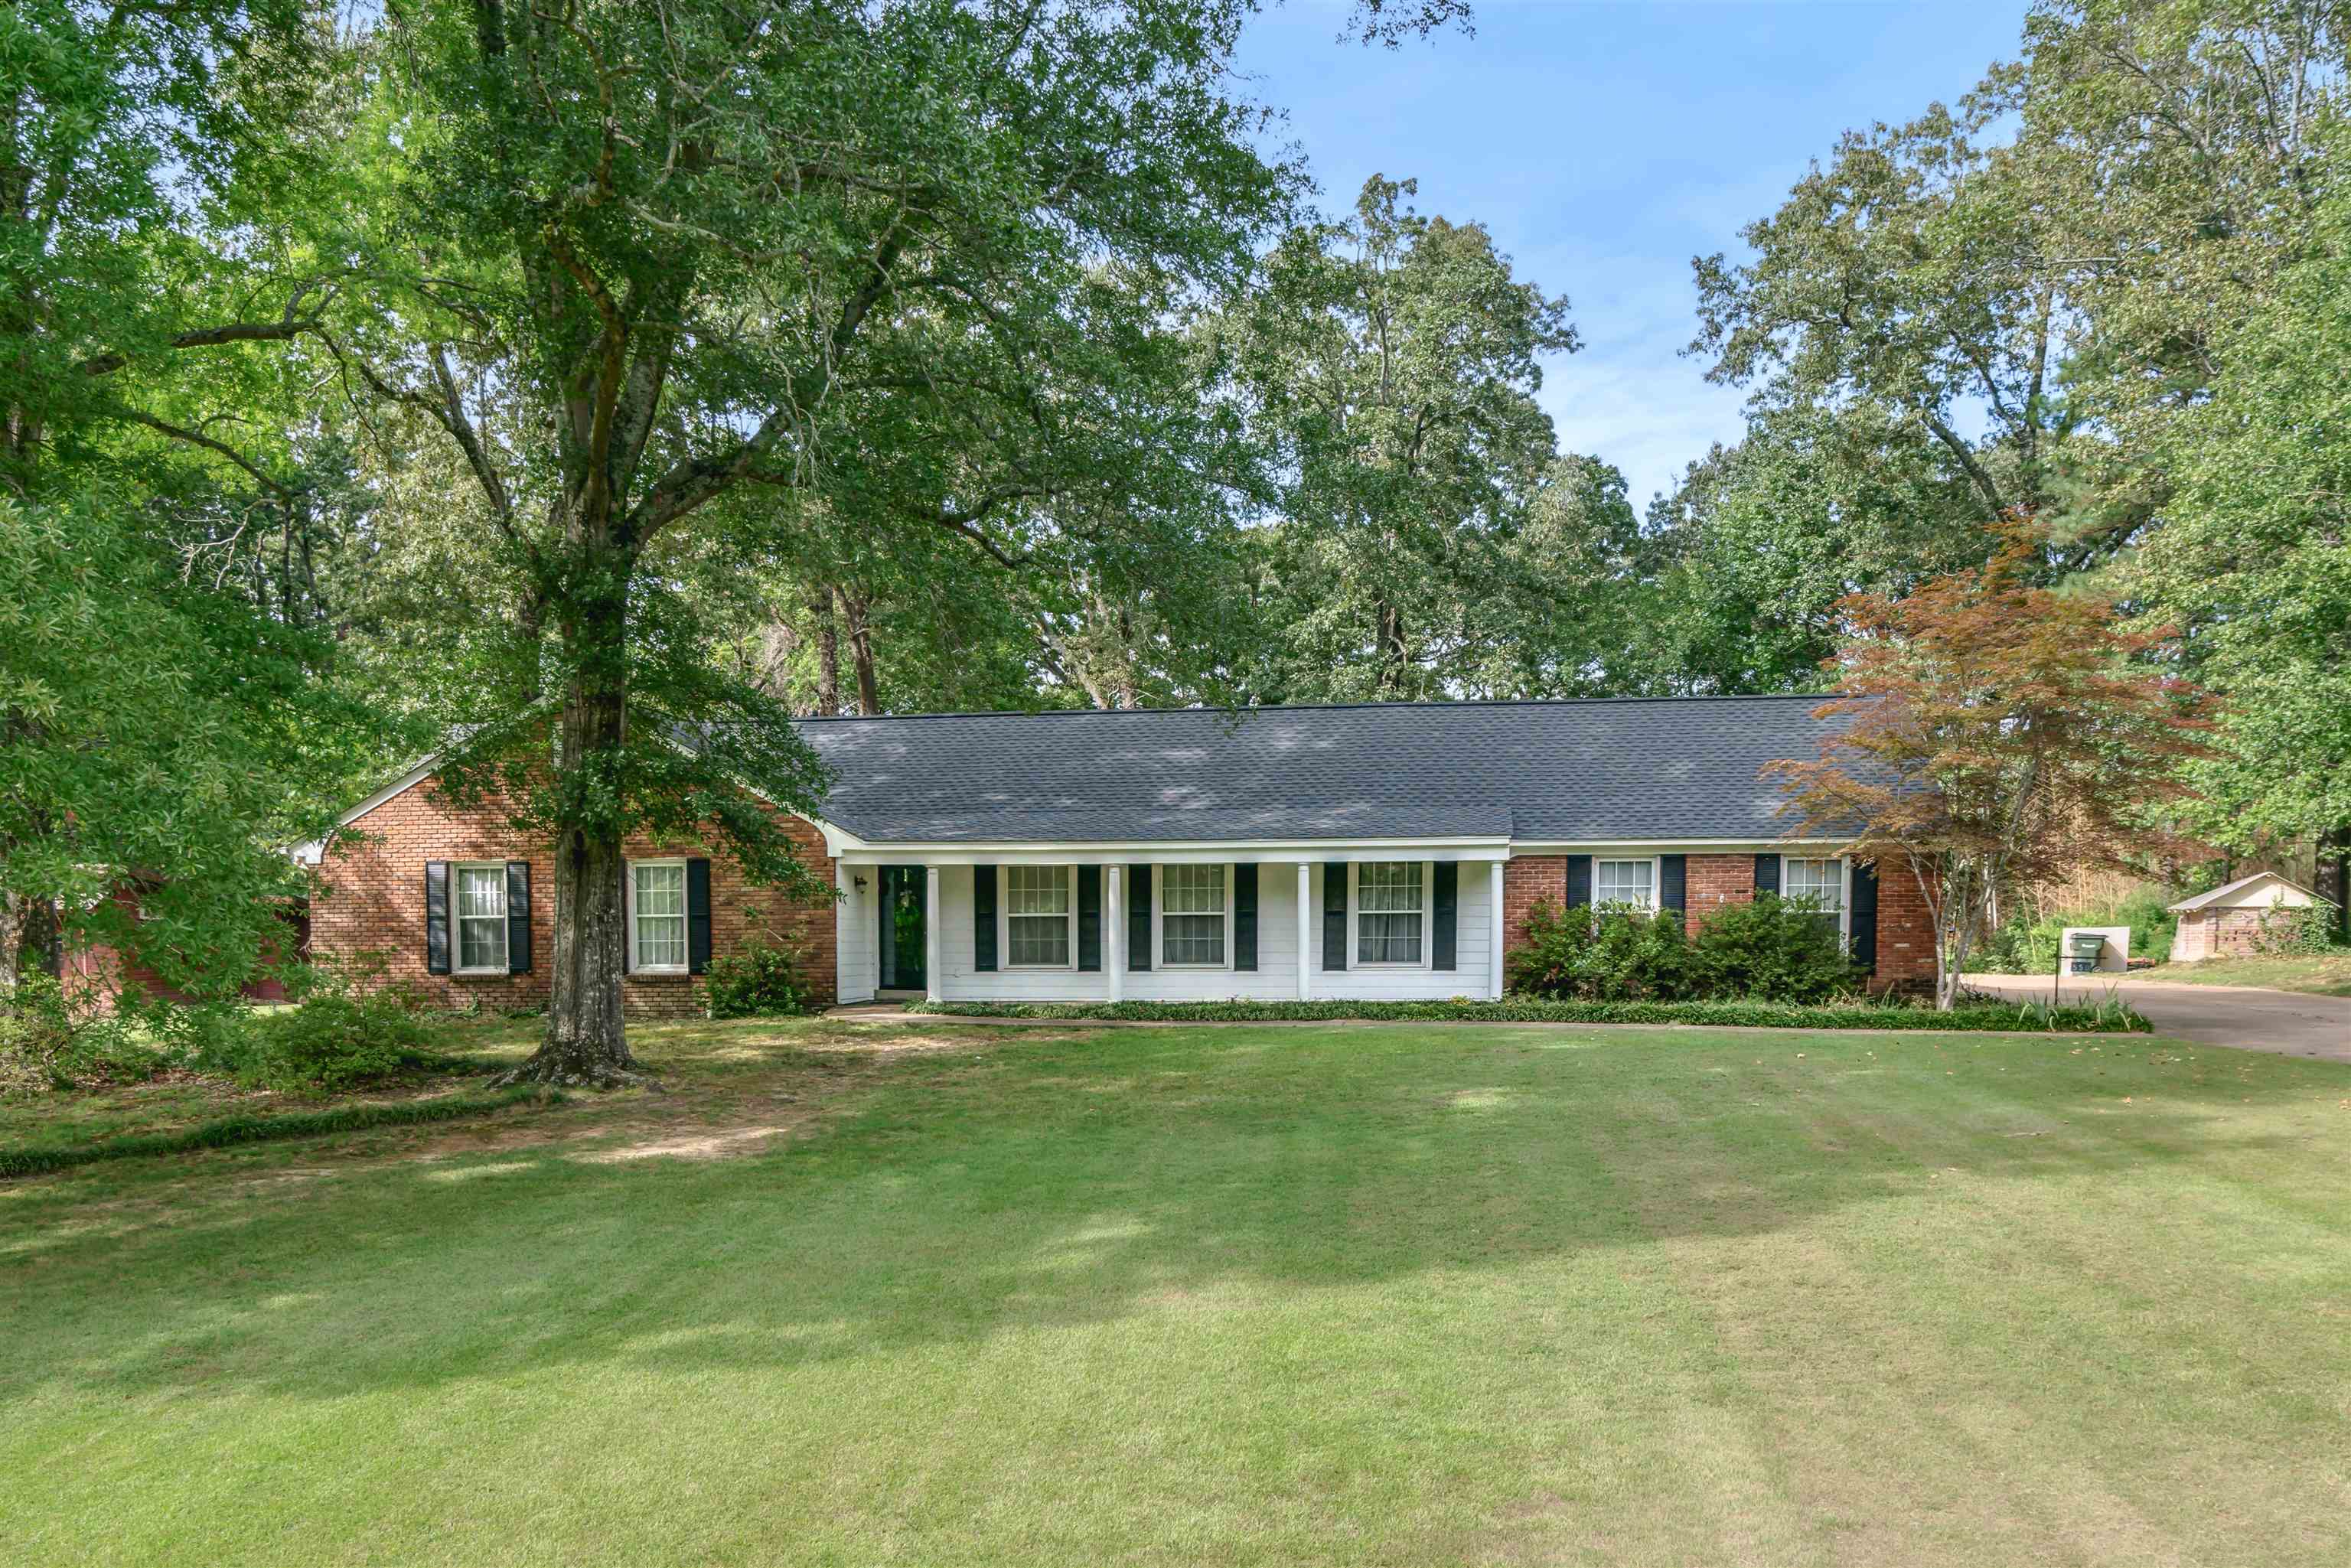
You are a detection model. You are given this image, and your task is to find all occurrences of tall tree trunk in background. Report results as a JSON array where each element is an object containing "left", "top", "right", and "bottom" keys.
[
  {"left": 837, "top": 585, "right": 880, "bottom": 714},
  {"left": 810, "top": 587, "right": 841, "bottom": 716},
  {"left": 752, "top": 608, "right": 799, "bottom": 704},
  {"left": 2320, "top": 826, "right": 2351, "bottom": 945},
  {"left": 1376, "top": 602, "right": 1407, "bottom": 691},
  {"left": 18, "top": 896, "right": 61, "bottom": 983},
  {"left": 0, "top": 889, "right": 24, "bottom": 993}
]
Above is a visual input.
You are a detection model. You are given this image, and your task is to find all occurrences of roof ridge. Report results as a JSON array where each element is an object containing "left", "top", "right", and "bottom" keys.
[{"left": 789, "top": 693, "right": 1837, "bottom": 723}]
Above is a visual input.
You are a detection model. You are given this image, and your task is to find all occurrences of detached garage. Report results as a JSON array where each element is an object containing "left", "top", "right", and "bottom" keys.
[{"left": 2167, "top": 872, "right": 2324, "bottom": 962}]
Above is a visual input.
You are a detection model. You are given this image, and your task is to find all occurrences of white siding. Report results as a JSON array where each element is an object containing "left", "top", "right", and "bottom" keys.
[
  {"left": 1303, "top": 862, "right": 1493, "bottom": 1002},
  {"left": 936, "top": 863, "right": 1102, "bottom": 1002},
  {"left": 834, "top": 865, "right": 878, "bottom": 1003},
  {"left": 928, "top": 859, "right": 1498, "bottom": 1003}
]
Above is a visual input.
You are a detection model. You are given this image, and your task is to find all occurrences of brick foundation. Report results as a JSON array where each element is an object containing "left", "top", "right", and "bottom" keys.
[{"left": 309, "top": 776, "right": 839, "bottom": 1016}]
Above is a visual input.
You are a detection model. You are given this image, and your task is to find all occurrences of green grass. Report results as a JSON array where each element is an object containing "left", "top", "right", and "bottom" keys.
[
  {"left": 0, "top": 1085, "right": 565, "bottom": 1178},
  {"left": 0, "top": 1055, "right": 507, "bottom": 1155},
  {"left": 908, "top": 994, "right": 2153, "bottom": 1030},
  {"left": 5, "top": 1016, "right": 2348, "bottom": 1566},
  {"left": 2153, "top": 951, "right": 2351, "bottom": 996}
]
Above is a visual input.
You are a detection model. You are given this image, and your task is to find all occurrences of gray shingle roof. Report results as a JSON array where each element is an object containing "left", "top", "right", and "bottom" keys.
[{"left": 794, "top": 696, "right": 1845, "bottom": 845}]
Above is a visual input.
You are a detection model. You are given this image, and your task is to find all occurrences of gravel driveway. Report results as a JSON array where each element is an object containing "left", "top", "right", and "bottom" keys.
[{"left": 1961, "top": 973, "right": 2351, "bottom": 1062}]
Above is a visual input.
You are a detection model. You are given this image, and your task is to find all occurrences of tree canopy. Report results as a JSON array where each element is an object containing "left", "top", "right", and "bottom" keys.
[{"left": 7, "top": 0, "right": 2347, "bottom": 1047}]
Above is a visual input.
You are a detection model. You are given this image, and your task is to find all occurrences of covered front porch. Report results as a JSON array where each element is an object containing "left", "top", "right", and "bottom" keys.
[{"left": 830, "top": 844, "right": 1508, "bottom": 1007}]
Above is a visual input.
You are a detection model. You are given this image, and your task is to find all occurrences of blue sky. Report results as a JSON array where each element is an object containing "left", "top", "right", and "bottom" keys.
[{"left": 1231, "top": 1, "right": 2030, "bottom": 507}]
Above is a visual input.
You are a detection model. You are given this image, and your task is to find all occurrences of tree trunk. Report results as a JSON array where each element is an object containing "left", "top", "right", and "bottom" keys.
[
  {"left": 838, "top": 586, "right": 880, "bottom": 715},
  {"left": 1375, "top": 602, "right": 1407, "bottom": 692},
  {"left": 527, "top": 814, "right": 637, "bottom": 1085},
  {"left": 0, "top": 888, "right": 24, "bottom": 993},
  {"left": 2318, "top": 825, "right": 2351, "bottom": 946},
  {"left": 18, "top": 895, "right": 61, "bottom": 984},
  {"left": 753, "top": 607, "right": 799, "bottom": 702},
  {"left": 497, "top": 551, "right": 648, "bottom": 1087},
  {"left": 810, "top": 587, "right": 841, "bottom": 716}
]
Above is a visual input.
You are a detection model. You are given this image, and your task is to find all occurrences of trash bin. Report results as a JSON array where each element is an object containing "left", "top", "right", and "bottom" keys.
[{"left": 2065, "top": 932, "right": 2106, "bottom": 975}]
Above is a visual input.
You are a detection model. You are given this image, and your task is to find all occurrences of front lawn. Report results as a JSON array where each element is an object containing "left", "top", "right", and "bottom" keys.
[
  {"left": 5, "top": 1017, "right": 2348, "bottom": 1565},
  {"left": 2152, "top": 950, "right": 2351, "bottom": 996}
]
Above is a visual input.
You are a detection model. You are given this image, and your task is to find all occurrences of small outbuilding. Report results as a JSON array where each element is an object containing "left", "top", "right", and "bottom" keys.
[{"left": 2167, "top": 872, "right": 2324, "bottom": 963}]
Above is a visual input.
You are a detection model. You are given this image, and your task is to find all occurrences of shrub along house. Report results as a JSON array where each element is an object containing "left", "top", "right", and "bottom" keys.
[{"left": 297, "top": 696, "right": 1936, "bottom": 1012}]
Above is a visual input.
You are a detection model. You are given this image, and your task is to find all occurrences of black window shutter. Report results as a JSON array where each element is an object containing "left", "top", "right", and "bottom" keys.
[
  {"left": 686, "top": 858, "right": 713, "bottom": 974},
  {"left": 1127, "top": 864, "right": 1151, "bottom": 970},
  {"left": 1077, "top": 865, "right": 1103, "bottom": 971},
  {"left": 1659, "top": 854, "right": 1687, "bottom": 916},
  {"left": 425, "top": 862, "right": 451, "bottom": 975},
  {"left": 1432, "top": 862, "right": 1458, "bottom": 971},
  {"left": 974, "top": 865, "right": 997, "bottom": 971},
  {"left": 1754, "top": 852, "right": 1781, "bottom": 896},
  {"left": 1850, "top": 860, "right": 1880, "bottom": 970},
  {"left": 506, "top": 861, "right": 532, "bottom": 974},
  {"left": 1233, "top": 864, "right": 1257, "bottom": 970},
  {"left": 1565, "top": 854, "right": 1593, "bottom": 909},
  {"left": 1322, "top": 862, "right": 1348, "bottom": 970}
]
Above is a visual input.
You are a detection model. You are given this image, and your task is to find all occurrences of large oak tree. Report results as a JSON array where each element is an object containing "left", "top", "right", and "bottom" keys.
[{"left": 286, "top": 1, "right": 1465, "bottom": 1082}]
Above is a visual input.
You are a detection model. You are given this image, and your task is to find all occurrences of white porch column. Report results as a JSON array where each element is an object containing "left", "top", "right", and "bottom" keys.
[
  {"left": 924, "top": 864, "right": 942, "bottom": 1004},
  {"left": 1489, "top": 859, "right": 1507, "bottom": 1000},
  {"left": 1296, "top": 861, "right": 1313, "bottom": 1001},
  {"left": 1106, "top": 864, "right": 1124, "bottom": 1002}
]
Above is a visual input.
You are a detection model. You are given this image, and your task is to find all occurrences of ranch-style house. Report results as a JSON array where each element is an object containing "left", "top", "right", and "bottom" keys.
[{"left": 295, "top": 696, "right": 1937, "bottom": 1011}]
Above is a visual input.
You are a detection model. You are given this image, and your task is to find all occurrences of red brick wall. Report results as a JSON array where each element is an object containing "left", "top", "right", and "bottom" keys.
[
  {"left": 309, "top": 777, "right": 838, "bottom": 1016},
  {"left": 1684, "top": 854, "right": 1754, "bottom": 931},
  {"left": 1869, "top": 860, "right": 1938, "bottom": 996},
  {"left": 1493, "top": 851, "right": 1936, "bottom": 996},
  {"left": 1502, "top": 856, "right": 1567, "bottom": 950},
  {"left": 67, "top": 887, "right": 305, "bottom": 1015},
  {"left": 2214, "top": 906, "right": 2295, "bottom": 957}
]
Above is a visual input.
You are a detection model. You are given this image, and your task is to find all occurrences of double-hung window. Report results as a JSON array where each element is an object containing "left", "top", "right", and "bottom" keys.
[
  {"left": 455, "top": 864, "right": 508, "bottom": 973},
  {"left": 1006, "top": 865, "right": 1074, "bottom": 967},
  {"left": 1782, "top": 858, "right": 1847, "bottom": 943},
  {"left": 1595, "top": 858, "right": 1655, "bottom": 911},
  {"left": 1161, "top": 864, "right": 1228, "bottom": 967},
  {"left": 1356, "top": 861, "right": 1426, "bottom": 965},
  {"left": 630, "top": 859, "right": 689, "bottom": 973}
]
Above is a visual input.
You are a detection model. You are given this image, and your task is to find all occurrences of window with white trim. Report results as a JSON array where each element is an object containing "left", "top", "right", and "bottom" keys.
[
  {"left": 1595, "top": 859, "right": 1655, "bottom": 910},
  {"left": 1783, "top": 858, "right": 1847, "bottom": 941},
  {"left": 1160, "top": 863, "right": 1228, "bottom": 967},
  {"left": 1006, "top": 865, "right": 1074, "bottom": 967},
  {"left": 630, "top": 859, "right": 688, "bottom": 973},
  {"left": 455, "top": 864, "right": 508, "bottom": 973},
  {"left": 1356, "top": 861, "right": 1426, "bottom": 964}
]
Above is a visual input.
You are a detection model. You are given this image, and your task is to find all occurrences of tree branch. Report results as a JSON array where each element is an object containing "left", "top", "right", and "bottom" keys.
[
  {"left": 1922, "top": 411, "right": 2007, "bottom": 517},
  {"left": 80, "top": 318, "right": 318, "bottom": 378},
  {"left": 122, "top": 411, "right": 293, "bottom": 498}
]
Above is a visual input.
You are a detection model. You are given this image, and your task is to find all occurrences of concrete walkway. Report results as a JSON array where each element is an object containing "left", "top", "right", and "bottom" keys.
[{"left": 1959, "top": 973, "right": 2350, "bottom": 1062}]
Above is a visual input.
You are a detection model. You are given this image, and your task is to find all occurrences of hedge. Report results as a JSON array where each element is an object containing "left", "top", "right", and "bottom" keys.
[
  {"left": 903, "top": 996, "right": 2151, "bottom": 1033},
  {"left": 0, "top": 1085, "right": 567, "bottom": 1181}
]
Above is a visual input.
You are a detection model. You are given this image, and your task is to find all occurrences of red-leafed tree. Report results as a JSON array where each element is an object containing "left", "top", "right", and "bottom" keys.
[{"left": 1768, "top": 530, "right": 2216, "bottom": 1009}]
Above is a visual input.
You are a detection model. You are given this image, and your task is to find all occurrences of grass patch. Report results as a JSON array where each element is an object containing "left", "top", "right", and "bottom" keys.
[
  {"left": 0, "top": 1084, "right": 566, "bottom": 1178},
  {"left": 907, "top": 994, "right": 2153, "bottom": 1032},
  {"left": 3, "top": 1016, "right": 2346, "bottom": 1564},
  {"left": 2151, "top": 951, "right": 2351, "bottom": 996},
  {"left": 0, "top": 1040, "right": 510, "bottom": 1155}
]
